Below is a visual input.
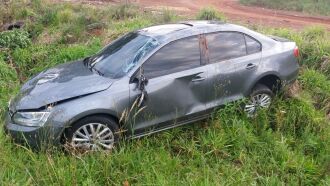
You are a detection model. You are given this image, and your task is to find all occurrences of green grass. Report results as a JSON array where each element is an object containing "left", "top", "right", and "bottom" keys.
[
  {"left": 0, "top": 1, "right": 329, "bottom": 185},
  {"left": 196, "top": 6, "right": 226, "bottom": 21},
  {"left": 240, "top": 0, "right": 330, "bottom": 16},
  {"left": 254, "top": 26, "right": 330, "bottom": 78},
  {"left": 0, "top": 98, "right": 329, "bottom": 185}
]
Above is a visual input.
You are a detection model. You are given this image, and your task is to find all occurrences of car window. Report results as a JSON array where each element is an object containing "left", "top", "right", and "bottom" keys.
[
  {"left": 206, "top": 32, "right": 246, "bottom": 63},
  {"left": 143, "top": 36, "right": 201, "bottom": 79},
  {"left": 245, "top": 35, "right": 261, "bottom": 54}
]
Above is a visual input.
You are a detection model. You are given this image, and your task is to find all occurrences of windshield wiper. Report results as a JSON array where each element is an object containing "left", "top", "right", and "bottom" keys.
[
  {"left": 83, "top": 56, "right": 104, "bottom": 76},
  {"left": 91, "top": 66, "right": 104, "bottom": 76},
  {"left": 83, "top": 56, "right": 92, "bottom": 66}
]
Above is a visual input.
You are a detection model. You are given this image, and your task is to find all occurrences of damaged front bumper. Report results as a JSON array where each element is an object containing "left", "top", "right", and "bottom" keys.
[{"left": 4, "top": 112, "right": 64, "bottom": 150}]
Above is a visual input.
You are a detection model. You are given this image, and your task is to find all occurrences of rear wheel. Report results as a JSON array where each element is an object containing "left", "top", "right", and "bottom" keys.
[
  {"left": 244, "top": 84, "right": 273, "bottom": 117},
  {"left": 65, "top": 115, "right": 119, "bottom": 152}
]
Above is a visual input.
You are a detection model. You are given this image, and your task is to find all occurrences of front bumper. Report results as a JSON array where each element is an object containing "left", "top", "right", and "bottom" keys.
[{"left": 4, "top": 112, "right": 63, "bottom": 149}]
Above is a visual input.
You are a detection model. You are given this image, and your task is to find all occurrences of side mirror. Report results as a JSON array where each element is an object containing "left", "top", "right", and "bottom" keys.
[
  {"left": 135, "top": 68, "right": 148, "bottom": 108},
  {"left": 138, "top": 74, "right": 148, "bottom": 89},
  {"left": 136, "top": 68, "right": 148, "bottom": 91}
]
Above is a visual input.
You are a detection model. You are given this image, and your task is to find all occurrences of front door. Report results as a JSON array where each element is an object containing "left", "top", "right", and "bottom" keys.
[{"left": 128, "top": 35, "right": 209, "bottom": 135}]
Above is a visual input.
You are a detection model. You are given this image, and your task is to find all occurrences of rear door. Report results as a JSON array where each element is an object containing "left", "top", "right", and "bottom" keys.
[
  {"left": 235, "top": 34, "right": 262, "bottom": 96},
  {"left": 204, "top": 32, "right": 261, "bottom": 109},
  {"left": 128, "top": 35, "right": 209, "bottom": 134}
]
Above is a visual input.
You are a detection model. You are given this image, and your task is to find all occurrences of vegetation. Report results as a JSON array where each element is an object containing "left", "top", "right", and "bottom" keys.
[
  {"left": 0, "top": 30, "right": 31, "bottom": 50},
  {"left": 0, "top": 1, "right": 329, "bottom": 185},
  {"left": 240, "top": 0, "right": 330, "bottom": 16},
  {"left": 196, "top": 7, "right": 226, "bottom": 21}
]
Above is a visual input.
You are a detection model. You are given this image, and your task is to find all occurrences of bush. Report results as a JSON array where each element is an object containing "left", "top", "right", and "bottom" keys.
[
  {"left": 300, "top": 69, "right": 330, "bottom": 114},
  {"left": 110, "top": 4, "right": 139, "bottom": 20},
  {"left": 11, "top": 41, "right": 101, "bottom": 78},
  {"left": 270, "top": 97, "right": 325, "bottom": 137},
  {"left": 0, "top": 30, "right": 31, "bottom": 50},
  {"left": 158, "top": 9, "right": 178, "bottom": 23},
  {"left": 0, "top": 55, "right": 19, "bottom": 116},
  {"left": 196, "top": 7, "right": 226, "bottom": 21},
  {"left": 54, "top": 6, "right": 107, "bottom": 44},
  {"left": 40, "top": 8, "right": 59, "bottom": 26},
  {"left": 60, "top": 23, "right": 85, "bottom": 44},
  {"left": 26, "top": 23, "right": 44, "bottom": 40},
  {"left": 56, "top": 8, "right": 75, "bottom": 24}
]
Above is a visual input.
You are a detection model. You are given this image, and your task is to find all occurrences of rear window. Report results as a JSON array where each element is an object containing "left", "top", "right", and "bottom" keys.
[
  {"left": 206, "top": 32, "right": 246, "bottom": 63},
  {"left": 245, "top": 35, "right": 261, "bottom": 54}
]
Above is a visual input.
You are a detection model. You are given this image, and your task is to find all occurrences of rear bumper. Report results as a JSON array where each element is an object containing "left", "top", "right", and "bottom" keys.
[{"left": 283, "top": 65, "right": 299, "bottom": 87}]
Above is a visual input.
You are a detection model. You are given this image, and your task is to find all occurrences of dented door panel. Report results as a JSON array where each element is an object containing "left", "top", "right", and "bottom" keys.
[
  {"left": 128, "top": 66, "right": 208, "bottom": 134},
  {"left": 206, "top": 60, "right": 238, "bottom": 109}
]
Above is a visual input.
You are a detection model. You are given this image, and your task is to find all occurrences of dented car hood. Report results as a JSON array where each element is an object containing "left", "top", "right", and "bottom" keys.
[{"left": 12, "top": 60, "right": 114, "bottom": 110}]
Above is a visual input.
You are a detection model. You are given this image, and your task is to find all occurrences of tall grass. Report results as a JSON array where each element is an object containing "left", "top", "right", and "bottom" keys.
[
  {"left": 0, "top": 97, "right": 328, "bottom": 185},
  {"left": 256, "top": 26, "right": 330, "bottom": 77},
  {"left": 0, "top": 1, "right": 329, "bottom": 185},
  {"left": 156, "top": 8, "right": 178, "bottom": 23},
  {"left": 196, "top": 7, "right": 226, "bottom": 21}
]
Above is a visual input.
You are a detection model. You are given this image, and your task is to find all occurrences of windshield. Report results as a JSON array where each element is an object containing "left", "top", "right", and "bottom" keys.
[{"left": 89, "top": 32, "right": 159, "bottom": 78}]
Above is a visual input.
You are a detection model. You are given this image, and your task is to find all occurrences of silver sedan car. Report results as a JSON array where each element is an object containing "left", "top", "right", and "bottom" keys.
[{"left": 5, "top": 21, "right": 299, "bottom": 151}]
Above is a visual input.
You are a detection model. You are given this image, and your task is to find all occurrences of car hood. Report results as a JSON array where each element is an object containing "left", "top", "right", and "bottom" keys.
[{"left": 12, "top": 60, "right": 114, "bottom": 110}]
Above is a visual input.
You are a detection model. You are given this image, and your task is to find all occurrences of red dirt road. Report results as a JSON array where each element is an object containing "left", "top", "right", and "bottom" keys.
[
  {"left": 62, "top": 0, "right": 330, "bottom": 30},
  {"left": 136, "top": 0, "right": 330, "bottom": 30}
]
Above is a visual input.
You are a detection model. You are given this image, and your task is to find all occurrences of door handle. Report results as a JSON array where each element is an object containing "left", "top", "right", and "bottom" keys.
[
  {"left": 192, "top": 75, "right": 206, "bottom": 82},
  {"left": 246, "top": 63, "right": 257, "bottom": 70}
]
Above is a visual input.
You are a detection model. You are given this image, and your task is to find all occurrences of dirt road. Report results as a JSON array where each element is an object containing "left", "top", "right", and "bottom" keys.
[
  {"left": 136, "top": 0, "right": 330, "bottom": 30},
  {"left": 63, "top": 0, "right": 330, "bottom": 30}
]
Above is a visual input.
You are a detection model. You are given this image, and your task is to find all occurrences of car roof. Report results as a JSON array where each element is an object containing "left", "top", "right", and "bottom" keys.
[
  {"left": 137, "top": 21, "right": 249, "bottom": 43},
  {"left": 137, "top": 21, "right": 276, "bottom": 48}
]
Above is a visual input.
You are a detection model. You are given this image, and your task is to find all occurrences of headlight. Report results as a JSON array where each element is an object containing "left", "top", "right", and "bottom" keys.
[{"left": 13, "top": 111, "right": 50, "bottom": 127}]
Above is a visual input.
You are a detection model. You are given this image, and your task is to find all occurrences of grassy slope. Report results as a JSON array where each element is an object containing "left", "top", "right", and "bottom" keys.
[
  {"left": 0, "top": 1, "right": 330, "bottom": 185},
  {"left": 240, "top": 0, "right": 330, "bottom": 16}
]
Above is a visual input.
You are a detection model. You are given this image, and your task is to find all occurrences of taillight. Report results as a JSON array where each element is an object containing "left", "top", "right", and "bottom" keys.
[{"left": 294, "top": 46, "right": 299, "bottom": 58}]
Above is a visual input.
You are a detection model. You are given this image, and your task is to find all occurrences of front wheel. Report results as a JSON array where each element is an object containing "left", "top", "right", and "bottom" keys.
[
  {"left": 64, "top": 116, "right": 119, "bottom": 152},
  {"left": 244, "top": 84, "right": 274, "bottom": 117}
]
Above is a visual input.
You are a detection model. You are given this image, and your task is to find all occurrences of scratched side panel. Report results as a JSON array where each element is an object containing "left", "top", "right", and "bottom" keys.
[
  {"left": 206, "top": 60, "right": 239, "bottom": 109},
  {"left": 128, "top": 67, "right": 208, "bottom": 135}
]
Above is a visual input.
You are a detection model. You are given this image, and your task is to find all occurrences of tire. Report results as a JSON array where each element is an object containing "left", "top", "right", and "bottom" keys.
[
  {"left": 244, "top": 84, "right": 274, "bottom": 117},
  {"left": 64, "top": 115, "right": 119, "bottom": 152}
]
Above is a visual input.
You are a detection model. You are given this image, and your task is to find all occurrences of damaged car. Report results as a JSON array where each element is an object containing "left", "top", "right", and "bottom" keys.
[{"left": 4, "top": 21, "right": 299, "bottom": 151}]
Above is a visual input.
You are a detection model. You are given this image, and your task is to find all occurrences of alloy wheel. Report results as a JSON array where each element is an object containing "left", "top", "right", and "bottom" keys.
[
  {"left": 244, "top": 93, "right": 272, "bottom": 116},
  {"left": 71, "top": 123, "right": 115, "bottom": 151}
]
